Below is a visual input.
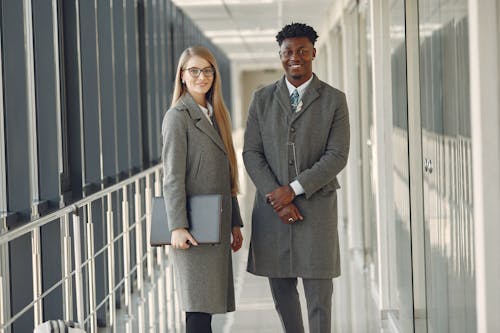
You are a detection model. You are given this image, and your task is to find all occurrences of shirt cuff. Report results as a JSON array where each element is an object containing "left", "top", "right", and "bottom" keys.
[{"left": 290, "top": 180, "right": 305, "bottom": 196}]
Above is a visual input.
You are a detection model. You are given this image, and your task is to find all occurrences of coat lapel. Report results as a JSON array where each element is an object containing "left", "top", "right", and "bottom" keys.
[
  {"left": 298, "top": 75, "right": 321, "bottom": 114},
  {"left": 179, "top": 93, "right": 227, "bottom": 154},
  {"left": 274, "top": 77, "right": 293, "bottom": 116}
]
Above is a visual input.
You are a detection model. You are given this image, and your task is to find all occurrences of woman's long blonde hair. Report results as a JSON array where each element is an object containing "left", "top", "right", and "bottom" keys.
[{"left": 171, "top": 46, "right": 239, "bottom": 195}]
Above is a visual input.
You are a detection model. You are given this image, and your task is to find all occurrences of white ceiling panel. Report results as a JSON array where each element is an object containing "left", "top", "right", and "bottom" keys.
[{"left": 172, "top": 0, "right": 335, "bottom": 68}]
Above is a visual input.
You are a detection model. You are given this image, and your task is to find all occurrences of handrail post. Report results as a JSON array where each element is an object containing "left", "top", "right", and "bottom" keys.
[
  {"left": 31, "top": 227, "right": 43, "bottom": 328},
  {"left": 86, "top": 204, "right": 97, "bottom": 333},
  {"left": 134, "top": 179, "right": 144, "bottom": 294},
  {"left": 122, "top": 185, "right": 131, "bottom": 315},
  {"left": 61, "top": 214, "right": 73, "bottom": 322},
  {"left": 158, "top": 168, "right": 177, "bottom": 331},
  {"left": 174, "top": 273, "right": 182, "bottom": 330},
  {"left": 166, "top": 247, "right": 175, "bottom": 331},
  {"left": 146, "top": 173, "right": 153, "bottom": 280},
  {"left": 145, "top": 174, "right": 157, "bottom": 330},
  {"left": 72, "top": 209, "right": 85, "bottom": 329},
  {"left": 134, "top": 179, "right": 145, "bottom": 332},
  {"left": 106, "top": 193, "right": 116, "bottom": 331}
]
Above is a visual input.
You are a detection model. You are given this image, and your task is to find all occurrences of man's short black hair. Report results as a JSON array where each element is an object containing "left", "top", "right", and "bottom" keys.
[{"left": 276, "top": 23, "right": 319, "bottom": 46}]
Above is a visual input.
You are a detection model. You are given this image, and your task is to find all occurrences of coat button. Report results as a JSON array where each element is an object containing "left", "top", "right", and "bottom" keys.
[
  {"left": 289, "top": 160, "right": 294, "bottom": 165},
  {"left": 290, "top": 127, "right": 296, "bottom": 132}
]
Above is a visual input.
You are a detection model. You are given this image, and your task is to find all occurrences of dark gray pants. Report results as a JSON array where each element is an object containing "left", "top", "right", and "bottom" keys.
[
  {"left": 185, "top": 312, "right": 212, "bottom": 333},
  {"left": 269, "top": 277, "right": 333, "bottom": 333}
]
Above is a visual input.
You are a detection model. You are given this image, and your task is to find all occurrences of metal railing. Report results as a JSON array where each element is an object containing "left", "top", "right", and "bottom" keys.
[{"left": 0, "top": 164, "right": 182, "bottom": 333}]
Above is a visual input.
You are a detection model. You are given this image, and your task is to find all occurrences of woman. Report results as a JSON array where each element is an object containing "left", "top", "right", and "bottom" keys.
[{"left": 161, "top": 46, "right": 243, "bottom": 332}]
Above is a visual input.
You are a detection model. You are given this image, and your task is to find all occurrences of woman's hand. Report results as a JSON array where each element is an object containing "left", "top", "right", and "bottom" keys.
[
  {"left": 231, "top": 227, "right": 243, "bottom": 252},
  {"left": 171, "top": 228, "right": 198, "bottom": 249}
]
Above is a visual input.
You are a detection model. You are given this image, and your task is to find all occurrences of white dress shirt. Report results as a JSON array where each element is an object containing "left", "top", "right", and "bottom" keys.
[{"left": 198, "top": 103, "right": 214, "bottom": 125}]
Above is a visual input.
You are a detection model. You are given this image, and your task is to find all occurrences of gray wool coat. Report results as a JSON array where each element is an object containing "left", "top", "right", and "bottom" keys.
[
  {"left": 243, "top": 75, "right": 350, "bottom": 279},
  {"left": 161, "top": 93, "right": 243, "bottom": 314}
]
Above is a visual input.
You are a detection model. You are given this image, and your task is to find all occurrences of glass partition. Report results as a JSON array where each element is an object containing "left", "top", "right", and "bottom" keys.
[
  {"left": 359, "top": 1, "right": 378, "bottom": 283},
  {"left": 389, "top": 0, "right": 414, "bottom": 330},
  {"left": 418, "top": 0, "right": 475, "bottom": 331}
]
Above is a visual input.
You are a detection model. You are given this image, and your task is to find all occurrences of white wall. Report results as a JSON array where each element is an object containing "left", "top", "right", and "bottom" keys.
[{"left": 469, "top": 0, "right": 500, "bottom": 331}]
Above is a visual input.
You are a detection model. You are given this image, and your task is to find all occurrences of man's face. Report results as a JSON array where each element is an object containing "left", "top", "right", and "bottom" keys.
[{"left": 279, "top": 37, "right": 316, "bottom": 87}]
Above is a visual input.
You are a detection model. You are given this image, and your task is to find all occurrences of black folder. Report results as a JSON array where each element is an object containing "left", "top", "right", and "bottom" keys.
[{"left": 150, "top": 194, "right": 222, "bottom": 246}]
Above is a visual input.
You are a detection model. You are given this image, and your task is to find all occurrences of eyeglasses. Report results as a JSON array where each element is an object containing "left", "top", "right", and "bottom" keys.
[
  {"left": 183, "top": 67, "right": 215, "bottom": 78},
  {"left": 279, "top": 49, "right": 311, "bottom": 59}
]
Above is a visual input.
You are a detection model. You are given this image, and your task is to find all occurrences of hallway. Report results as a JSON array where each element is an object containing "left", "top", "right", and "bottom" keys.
[{"left": 1, "top": 0, "right": 499, "bottom": 332}]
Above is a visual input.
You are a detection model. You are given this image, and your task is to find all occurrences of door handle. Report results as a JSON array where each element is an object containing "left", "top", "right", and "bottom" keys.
[{"left": 423, "top": 158, "right": 433, "bottom": 173}]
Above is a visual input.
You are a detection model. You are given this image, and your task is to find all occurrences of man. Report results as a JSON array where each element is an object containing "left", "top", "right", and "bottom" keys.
[{"left": 243, "top": 23, "right": 350, "bottom": 332}]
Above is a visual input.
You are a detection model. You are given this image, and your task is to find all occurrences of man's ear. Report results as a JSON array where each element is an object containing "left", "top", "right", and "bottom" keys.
[{"left": 312, "top": 48, "right": 317, "bottom": 59}]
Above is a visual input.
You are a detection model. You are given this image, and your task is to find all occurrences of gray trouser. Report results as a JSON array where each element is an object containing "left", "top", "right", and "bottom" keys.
[{"left": 268, "top": 277, "right": 333, "bottom": 333}]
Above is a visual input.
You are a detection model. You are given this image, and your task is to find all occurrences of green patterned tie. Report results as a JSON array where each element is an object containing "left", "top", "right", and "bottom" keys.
[{"left": 290, "top": 89, "right": 299, "bottom": 112}]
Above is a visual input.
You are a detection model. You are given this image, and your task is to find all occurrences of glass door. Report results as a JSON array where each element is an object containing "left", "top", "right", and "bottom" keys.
[{"left": 418, "top": 0, "right": 475, "bottom": 332}]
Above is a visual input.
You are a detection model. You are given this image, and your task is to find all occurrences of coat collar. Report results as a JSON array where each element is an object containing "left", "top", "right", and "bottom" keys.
[
  {"left": 274, "top": 74, "right": 321, "bottom": 118},
  {"left": 177, "top": 93, "right": 227, "bottom": 154}
]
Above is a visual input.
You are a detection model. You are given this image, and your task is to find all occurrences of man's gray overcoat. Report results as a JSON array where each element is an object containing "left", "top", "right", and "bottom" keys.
[
  {"left": 161, "top": 93, "right": 242, "bottom": 314},
  {"left": 243, "top": 75, "right": 350, "bottom": 278}
]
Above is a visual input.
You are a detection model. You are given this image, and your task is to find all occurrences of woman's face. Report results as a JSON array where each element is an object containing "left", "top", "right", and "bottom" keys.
[{"left": 181, "top": 55, "right": 214, "bottom": 101}]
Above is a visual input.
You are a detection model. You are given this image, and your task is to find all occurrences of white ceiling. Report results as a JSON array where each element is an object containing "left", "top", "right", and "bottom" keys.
[{"left": 171, "top": 0, "right": 333, "bottom": 69}]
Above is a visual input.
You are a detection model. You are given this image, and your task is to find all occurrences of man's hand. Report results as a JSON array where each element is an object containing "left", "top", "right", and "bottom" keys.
[
  {"left": 277, "top": 203, "right": 304, "bottom": 224},
  {"left": 266, "top": 185, "right": 296, "bottom": 211}
]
